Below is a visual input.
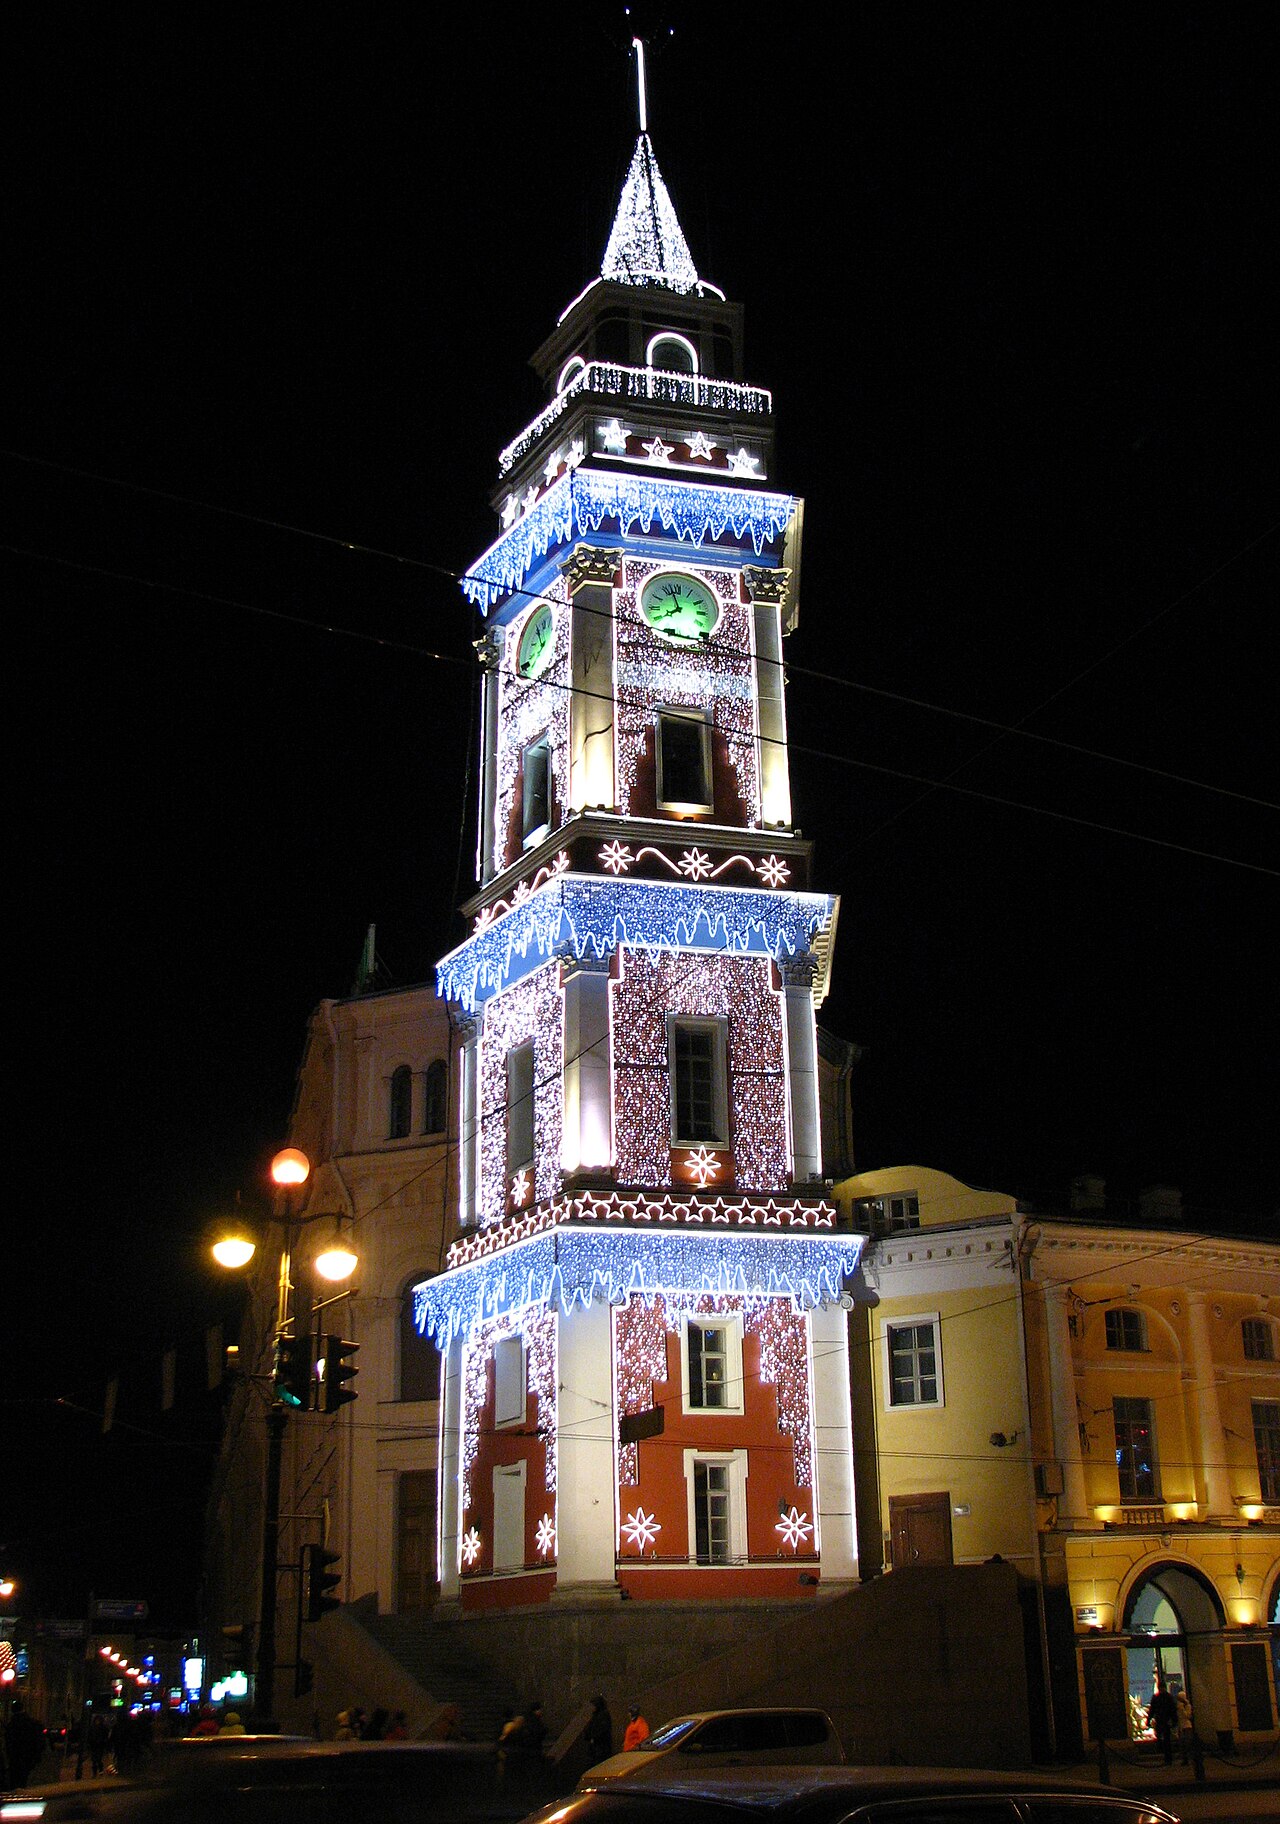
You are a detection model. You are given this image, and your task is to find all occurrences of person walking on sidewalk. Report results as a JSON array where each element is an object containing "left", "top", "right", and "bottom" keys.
[{"left": 1146, "top": 1681, "right": 1177, "bottom": 1765}]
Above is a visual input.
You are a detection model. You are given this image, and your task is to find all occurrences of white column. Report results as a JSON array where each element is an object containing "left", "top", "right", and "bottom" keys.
[
  {"left": 781, "top": 958, "right": 821, "bottom": 1184},
  {"left": 1185, "top": 1291, "right": 1233, "bottom": 1519},
  {"left": 474, "top": 634, "right": 501, "bottom": 885},
  {"left": 563, "top": 547, "right": 620, "bottom": 814},
  {"left": 810, "top": 1301, "right": 858, "bottom": 1583},
  {"left": 561, "top": 958, "right": 612, "bottom": 1175},
  {"left": 1043, "top": 1283, "right": 1090, "bottom": 1522},
  {"left": 459, "top": 1016, "right": 480, "bottom": 1229},
  {"left": 553, "top": 1301, "right": 618, "bottom": 1596},
  {"left": 437, "top": 1337, "right": 463, "bottom": 1602},
  {"left": 745, "top": 566, "right": 793, "bottom": 830}
]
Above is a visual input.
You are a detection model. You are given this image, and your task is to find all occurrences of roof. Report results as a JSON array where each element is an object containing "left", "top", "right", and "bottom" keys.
[{"left": 600, "top": 133, "right": 704, "bottom": 294}]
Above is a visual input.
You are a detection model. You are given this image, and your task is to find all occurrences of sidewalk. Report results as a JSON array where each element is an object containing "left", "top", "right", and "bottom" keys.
[{"left": 1064, "top": 1740, "right": 1280, "bottom": 1797}]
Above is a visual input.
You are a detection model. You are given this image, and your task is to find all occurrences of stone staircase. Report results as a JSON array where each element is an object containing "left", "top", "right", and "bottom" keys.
[{"left": 354, "top": 1609, "right": 520, "bottom": 1743}]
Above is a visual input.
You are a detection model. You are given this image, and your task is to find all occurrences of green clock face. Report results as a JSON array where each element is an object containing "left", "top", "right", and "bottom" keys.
[
  {"left": 516, "top": 603, "right": 556, "bottom": 679},
  {"left": 640, "top": 570, "right": 721, "bottom": 645}
]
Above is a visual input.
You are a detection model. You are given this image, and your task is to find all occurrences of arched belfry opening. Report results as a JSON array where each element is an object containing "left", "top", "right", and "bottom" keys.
[{"left": 1122, "top": 1561, "right": 1228, "bottom": 1741}]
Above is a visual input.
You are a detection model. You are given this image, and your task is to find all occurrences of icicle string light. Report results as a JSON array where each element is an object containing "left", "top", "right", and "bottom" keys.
[
  {"left": 461, "top": 472, "right": 797, "bottom": 613},
  {"left": 437, "top": 876, "right": 834, "bottom": 1013},
  {"left": 413, "top": 1223, "right": 863, "bottom": 1351}
]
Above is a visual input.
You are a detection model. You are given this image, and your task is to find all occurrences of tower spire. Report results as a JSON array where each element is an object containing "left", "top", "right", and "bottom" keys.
[
  {"left": 600, "top": 44, "right": 702, "bottom": 295},
  {"left": 632, "top": 35, "right": 648, "bottom": 134}
]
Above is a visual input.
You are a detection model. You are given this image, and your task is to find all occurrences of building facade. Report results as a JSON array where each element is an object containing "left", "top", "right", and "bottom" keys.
[
  {"left": 837, "top": 1167, "right": 1280, "bottom": 1753},
  {"left": 415, "top": 113, "right": 863, "bottom": 1611}
]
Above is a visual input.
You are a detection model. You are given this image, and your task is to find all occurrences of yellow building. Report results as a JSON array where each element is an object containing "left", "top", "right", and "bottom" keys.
[{"left": 839, "top": 1168, "right": 1280, "bottom": 1755}]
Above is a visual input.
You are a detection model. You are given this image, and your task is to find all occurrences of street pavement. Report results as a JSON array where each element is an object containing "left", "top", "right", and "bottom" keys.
[{"left": 1064, "top": 1742, "right": 1280, "bottom": 1824}]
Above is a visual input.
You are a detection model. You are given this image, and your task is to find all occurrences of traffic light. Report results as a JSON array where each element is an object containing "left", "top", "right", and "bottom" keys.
[
  {"left": 305, "top": 1544, "right": 342, "bottom": 1621},
  {"left": 318, "top": 1336, "right": 359, "bottom": 1412},
  {"left": 273, "top": 1332, "right": 314, "bottom": 1409}
]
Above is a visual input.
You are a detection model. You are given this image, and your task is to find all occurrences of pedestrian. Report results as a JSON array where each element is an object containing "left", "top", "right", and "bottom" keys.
[
  {"left": 87, "top": 1712, "right": 110, "bottom": 1776},
  {"left": 350, "top": 1707, "right": 369, "bottom": 1740},
  {"left": 1175, "top": 1686, "right": 1194, "bottom": 1764},
  {"left": 334, "top": 1710, "right": 357, "bottom": 1740},
  {"left": 365, "top": 1708, "right": 389, "bottom": 1741},
  {"left": 4, "top": 1700, "right": 46, "bottom": 1787},
  {"left": 385, "top": 1710, "right": 409, "bottom": 1740},
  {"left": 584, "top": 1694, "right": 613, "bottom": 1763},
  {"left": 502, "top": 1702, "right": 547, "bottom": 1792},
  {"left": 217, "top": 1710, "right": 245, "bottom": 1737},
  {"left": 622, "top": 1704, "right": 649, "bottom": 1752},
  {"left": 1146, "top": 1681, "right": 1177, "bottom": 1765}
]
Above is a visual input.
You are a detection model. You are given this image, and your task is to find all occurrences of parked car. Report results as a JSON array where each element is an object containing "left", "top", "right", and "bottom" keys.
[
  {"left": 538, "top": 1765, "right": 1182, "bottom": 1824},
  {"left": 3, "top": 1740, "right": 528, "bottom": 1824},
  {"left": 579, "top": 1708, "right": 844, "bottom": 1786}
]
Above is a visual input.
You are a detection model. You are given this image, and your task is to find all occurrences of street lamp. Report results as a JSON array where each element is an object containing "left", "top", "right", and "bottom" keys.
[{"left": 211, "top": 1147, "right": 358, "bottom": 1724}]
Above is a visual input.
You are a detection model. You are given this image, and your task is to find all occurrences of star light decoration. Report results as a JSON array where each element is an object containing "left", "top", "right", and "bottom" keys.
[
  {"left": 621, "top": 1507, "right": 662, "bottom": 1553},
  {"left": 642, "top": 435, "right": 674, "bottom": 464},
  {"left": 775, "top": 1506, "right": 813, "bottom": 1551},
  {"left": 729, "top": 448, "right": 760, "bottom": 476},
  {"left": 536, "top": 1513, "right": 556, "bottom": 1558},
  {"left": 686, "top": 431, "right": 716, "bottom": 461},
  {"left": 601, "top": 418, "right": 629, "bottom": 453},
  {"left": 461, "top": 1526, "right": 483, "bottom": 1568},
  {"left": 683, "top": 1145, "right": 724, "bottom": 1188}
]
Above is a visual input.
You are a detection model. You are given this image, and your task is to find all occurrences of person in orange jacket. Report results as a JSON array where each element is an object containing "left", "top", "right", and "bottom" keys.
[{"left": 622, "top": 1705, "right": 649, "bottom": 1751}]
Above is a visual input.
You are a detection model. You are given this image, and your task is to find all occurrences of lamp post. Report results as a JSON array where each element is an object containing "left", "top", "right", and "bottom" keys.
[{"left": 212, "top": 1147, "right": 357, "bottom": 1724}]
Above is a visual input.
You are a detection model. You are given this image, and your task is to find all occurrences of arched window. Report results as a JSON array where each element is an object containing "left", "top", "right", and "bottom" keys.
[
  {"left": 423, "top": 1058, "right": 448, "bottom": 1135},
  {"left": 389, "top": 1065, "right": 412, "bottom": 1139},
  {"left": 557, "top": 356, "right": 587, "bottom": 393},
  {"left": 647, "top": 331, "right": 698, "bottom": 374},
  {"left": 400, "top": 1282, "right": 441, "bottom": 1402}
]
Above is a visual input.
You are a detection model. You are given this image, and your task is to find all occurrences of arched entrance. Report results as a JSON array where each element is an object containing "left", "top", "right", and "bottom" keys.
[{"left": 1122, "top": 1562, "right": 1228, "bottom": 1741}]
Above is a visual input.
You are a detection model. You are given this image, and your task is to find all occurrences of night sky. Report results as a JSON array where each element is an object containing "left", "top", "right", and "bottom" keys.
[{"left": 6, "top": 6, "right": 1276, "bottom": 1626}]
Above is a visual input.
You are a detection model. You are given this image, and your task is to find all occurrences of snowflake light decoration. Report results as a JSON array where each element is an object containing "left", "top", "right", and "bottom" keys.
[
  {"left": 536, "top": 1513, "right": 556, "bottom": 1558},
  {"left": 512, "top": 1168, "right": 532, "bottom": 1208},
  {"left": 684, "top": 1145, "right": 724, "bottom": 1188},
  {"left": 757, "top": 855, "right": 791, "bottom": 888},
  {"left": 677, "top": 848, "right": 713, "bottom": 881},
  {"left": 775, "top": 1506, "right": 813, "bottom": 1551},
  {"left": 600, "top": 839, "right": 633, "bottom": 875},
  {"left": 621, "top": 1507, "right": 662, "bottom": 1553},
  {"left": 461, "top": 1526, "right": 482, "bottom": 1567}
]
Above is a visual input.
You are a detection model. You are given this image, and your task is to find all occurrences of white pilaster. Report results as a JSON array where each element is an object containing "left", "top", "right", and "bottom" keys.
[
  {"left": 810, "top": 1301, "right": 858, "bottom": 1581},
  {"left": 745, "top": 567, "right": 793, "bottom": 830},
  {"left": 781, "top": 958, "right": 821, "bottom": 1184},
  {"left": 554, "top": 1302, "right": 618, "bottom": 1593},
  {"left": 561, "top": 958, "right": 613, "bottom": 1174},
  {"left": 438, "top": 1337, "right": 463, "bottom": 1601},
  {"left": 563, "top": 546, "right": 620, "bottom": 814}
]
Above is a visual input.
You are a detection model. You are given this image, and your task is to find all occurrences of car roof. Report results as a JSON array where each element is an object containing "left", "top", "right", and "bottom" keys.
[{"left": 584, "top": 1764, "right": 1177, "bottom": 1814}]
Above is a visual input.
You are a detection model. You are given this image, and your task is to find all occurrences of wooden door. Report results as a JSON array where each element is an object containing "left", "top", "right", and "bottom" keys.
[
  {"left": 396, "top": 1469, "right": 438, "bottom": 1611},
  {"left": 889, "top": 1491, "right": 954, "bottom": 1567}
]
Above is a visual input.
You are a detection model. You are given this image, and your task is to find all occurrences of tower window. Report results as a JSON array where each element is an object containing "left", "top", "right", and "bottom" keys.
[
  {"left": 522, "top": 736, "right": 551, "bottom": 845},
  {"left": 669, "top": 1017, "right": 728, "bottom": 1147},
  {"left": 1253, "top": 1400, "right": 1280, "bottom": 1502},
  {"left": 506, "top": 1042, "right": 535, "bottom": 1176},
  {"left": 423, "top": 1058, "right": 448, "bottom": 1135},
  {"left": 1114, "top": 1396, "right": 1158, "bottom": 1500},
  {"left": 647, "top": 331, "right": 698, "bottom": 374},
  {"left": 389, "top": 1065, "right": 412, "bottom": 1139},
  {"left": 1104, "top": 1308, "right": 1148, "bottom": 1352},
  {"left": 1243, "top": 1318, "right": 1275, "bottom": 1361},
  {"left": 657, "top": 710, "right": 712, "bottom": 812}
]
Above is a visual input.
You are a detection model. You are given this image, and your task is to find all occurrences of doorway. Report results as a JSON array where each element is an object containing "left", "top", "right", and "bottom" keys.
[
  {"left": 889, "top": 1491, "right": 953, "bottom": 1568},
  {"left": 1122, "top": 1561, "right": 1228, "bottom": 1742}
]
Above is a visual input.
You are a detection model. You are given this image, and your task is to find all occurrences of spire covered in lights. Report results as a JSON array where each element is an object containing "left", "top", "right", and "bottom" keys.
[{"left": 599, "top": 38, "right": 705, "bottom": 295}]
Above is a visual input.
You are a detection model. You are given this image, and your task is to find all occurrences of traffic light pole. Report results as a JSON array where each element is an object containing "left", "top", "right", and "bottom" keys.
[{"left": 256, "top": 1401, "right": 287, "bottom": 1725}]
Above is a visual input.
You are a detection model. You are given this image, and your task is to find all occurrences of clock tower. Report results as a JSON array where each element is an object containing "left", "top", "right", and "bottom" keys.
[{"left": 418, "top": 52, "right": 862, "bottom": 1610}]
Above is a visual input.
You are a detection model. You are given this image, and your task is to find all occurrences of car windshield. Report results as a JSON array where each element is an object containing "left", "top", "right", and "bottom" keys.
[{"left": 639, "top": 1720, "right": 700, "bottom": 1751}]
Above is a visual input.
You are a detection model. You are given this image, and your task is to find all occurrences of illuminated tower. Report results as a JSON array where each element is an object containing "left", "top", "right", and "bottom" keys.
[{"left": 419, "top": 51, "right": 863, "bottom": 1610}]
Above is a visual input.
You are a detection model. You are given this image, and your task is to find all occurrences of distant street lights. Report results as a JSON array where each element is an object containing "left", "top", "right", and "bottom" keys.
[{"left": 211, "top": 1146, "right": 359, "bottom": 1723}]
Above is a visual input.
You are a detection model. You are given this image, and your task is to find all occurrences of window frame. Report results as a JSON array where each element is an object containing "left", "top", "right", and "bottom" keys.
[
  {"left": 1104, "top": 1307, "right": 1149, "bottom": 1353},
  {"left": 491, "top": 1460, "right": 527, "bottom": 1572},
  {"left": 682, "top": 1311, "right": 745, "bottom": 1416},
  {"left": 521, "top": 733, "right": 552, "bottom": 847},
  {"left": 493, "top": 1333, "right": 526, "bottom": 1430},
  {"left": 656, "top": 707, "right": 714, "bottom": 814},
  {"left": 506, "top": 1041, "right": 535, "bottom": 1177},
  {"left": 683, "top": 1447, "right": 748, "bottom": 1566},
  {"left": 388, "top": 1064, "right": 413, "bottom": 1139},
  {"left": 1113, "top": 1394, "right": 1160, "bottom": 1501},
  {"left": 1243, "top": 1317, "right": 1276, "bottom": 1362},
  {"left": 1253, "top": 1399, "right": 1280, "bottom": 1503},
  {"left": 882, "top": 1313, "right": 944, "bottom": 1410},
  {"left": 667, "top": 1014, "right": 730, "bottom": 1148},
  {"left": 422, "top": 1058, "right": 448, "bottom": 1136}
]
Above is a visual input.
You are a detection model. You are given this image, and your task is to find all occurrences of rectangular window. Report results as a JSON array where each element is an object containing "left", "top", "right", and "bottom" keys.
[
  {"left": 494, "top": 1334, "right": 525, "bottom": 1429},
  {"left": 1114, "top": 1396, "right": 1158, "bottom": 1500},
  {"left": 669, "top": 1017, "right": 728, "bottom": 1146},
  {"left": 492, "top": 1462, "right": 526, "bottom": 1571},
  {"left": 689, "top": 1322, "right": 729, "bottom": 1409},
  {"left": 887, "top": 1320, "right": 941, "bottom": 1407},
  {"left": 657, "top": 710, "right": 712, "bottom": 812},
  {"left": 1104, "top": 1307, "right": 1147, "bottom": 1352},
  {"left": 1243, "top": 1318, "right": 1275, "bottom": 1362},
  {"left": 506, "top": 1042, "right": 534, "bottom": 1175},
  {"left": 694, "top": 1460, "right": 731, "bottom": 1564},
  {"left": 1254, "top": 1400, "right": 1280, "bottom": 1503},
  {"left": 522, "top": 736, "right": 551, "bottom": 845}
]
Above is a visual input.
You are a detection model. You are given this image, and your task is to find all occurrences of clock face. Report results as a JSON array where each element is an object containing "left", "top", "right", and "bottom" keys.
[
  {"left": 516, "top": 602, "right": 556, "bottom": 679},
  {"left": 639, "top": 570, "right": 721, "bottom": 645}
]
